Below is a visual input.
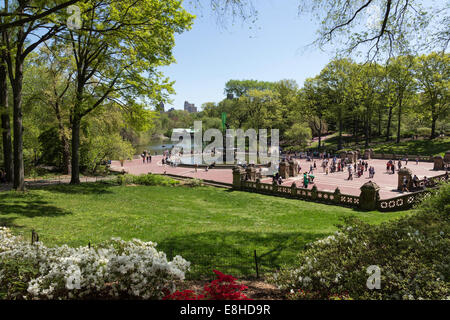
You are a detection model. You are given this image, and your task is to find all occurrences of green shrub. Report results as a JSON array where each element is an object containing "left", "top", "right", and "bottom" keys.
[
  {"left": 0, "top": 228, "right": 190, "bottom": 300},
  {"left": 416, "top": 127, "right": 432, "bottom": 137},
  {"left": 270, "top": 183, "right": 450, "bottom": 300},
  {"left": 184, "top": 178, "right": 204, "bottom": 187},
  {"left": 117, "top": 173, "right": 179, "bottom": 187},
  {"left": 116, "top": 174, "right": 135, "bottom": 185}
]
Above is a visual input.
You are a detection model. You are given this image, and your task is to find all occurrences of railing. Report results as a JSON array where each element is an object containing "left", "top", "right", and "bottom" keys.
[
  {"left": 416, "top": 173, "right": 449, "bottom": 188},
  {"left": 240, "top": 181, "right": 361, "bottom": 209},
  {"left": 378, "top": 173, "right": 448, "bottom": 211},
  {"left": 240, "top": 174, "right": 448, "bottom": 211},
  {"left": 378, "top": 190, "right": 432, "bottom": 211}
]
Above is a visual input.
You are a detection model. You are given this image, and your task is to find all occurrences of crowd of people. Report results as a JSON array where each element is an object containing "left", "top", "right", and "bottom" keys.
[
  {"left": 140, "top": 150, "right": 153, "bottom": 164},
  {"left": 272, "top": 152, "right": 381, "bottom": 189}
]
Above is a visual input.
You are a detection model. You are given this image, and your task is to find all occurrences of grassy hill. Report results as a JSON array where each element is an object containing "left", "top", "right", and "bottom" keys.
[{"left": 0, "top": 182, "right": 411, "bottom": 279}]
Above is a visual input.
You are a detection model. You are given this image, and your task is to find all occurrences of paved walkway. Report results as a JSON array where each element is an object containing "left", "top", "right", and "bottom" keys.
[
  {"left": 111, "top": 156, "right": 444, "bottom": 200},
  {"left": 111, "top": 156, "right": 233, "bottom": 184}
]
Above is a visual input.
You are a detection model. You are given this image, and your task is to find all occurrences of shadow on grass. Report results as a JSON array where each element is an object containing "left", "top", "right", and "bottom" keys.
[
  {"left": 37, "top": 181, "right": 117, "bottom": 195},
  {"left": 158, "top": 230, "right": 328, "bottom": 280},
  {"left": 0, "top": 216, "right": 24, "bottom": 229},
  {"left": 0, "top": 192, "right": 72, "bottom": 228}
]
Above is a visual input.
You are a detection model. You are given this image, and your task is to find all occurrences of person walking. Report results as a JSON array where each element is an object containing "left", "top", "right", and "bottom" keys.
[
  {"left": 303, "top": 172, "right": 309, "bottom": 188},
  {"left": 412, "top": 175, "right": 419, "bottom": 188},
  {"left": 402, "top": 176, "right": 409, "bottom": 193}
]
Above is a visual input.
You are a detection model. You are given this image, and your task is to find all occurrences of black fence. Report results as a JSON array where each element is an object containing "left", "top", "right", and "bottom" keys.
[
  {"left": 28, "top": 230, "right": 298, "bottom": 280},
  {"left": 164, "top": 247, "right": 299, "bottom": 280}
]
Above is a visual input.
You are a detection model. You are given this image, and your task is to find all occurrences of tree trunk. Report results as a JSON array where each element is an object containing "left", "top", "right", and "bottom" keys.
[
  {"left": 54, "top": 102, "right": 71, "bottom": 174},
  {"left": 430, "top": 102, "right": 437, "bottom": 139},
  {"left": 338, "top": 108, "right": 343, "bottom": 150},
  {"left": 386, "top": 104, "right": 393, "bottom": 142},
  {"left": 12, "top": 58, "right": 24, "bottom": 191},
  {"left": 70, "top": 116, "right": 81, "bottom": 184},
  {"left": 0, "top": 59, "right": 13, "bottom": 183},
  {"left": 318, "top": 117, "right": 322, "bottom": 151},
  {"left": 378, "top": 109, "right": 382, "bottom": 137},
  {"left": 365, "top": 113, "right": 370, "bottom": 149},
  {"left": 396, "top": 96, "right": 403, "bottom": 144}
]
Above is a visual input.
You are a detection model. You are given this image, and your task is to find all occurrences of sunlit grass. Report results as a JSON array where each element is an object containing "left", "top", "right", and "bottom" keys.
[{"left": 0, "top": 182, "right": 412, "bottom": 278}]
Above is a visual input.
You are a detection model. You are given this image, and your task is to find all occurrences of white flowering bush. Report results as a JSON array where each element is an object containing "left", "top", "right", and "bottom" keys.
[
  {"left": 0, "top": 230, "right": 190, "bottom": 300},
  {"left": 270, "top": 182, "right": 450, "bottom": 300}
]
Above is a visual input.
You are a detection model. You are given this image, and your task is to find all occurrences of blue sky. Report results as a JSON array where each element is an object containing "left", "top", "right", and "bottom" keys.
[{"left": 162, "top": 0, "right": 336, "bottom": 110}]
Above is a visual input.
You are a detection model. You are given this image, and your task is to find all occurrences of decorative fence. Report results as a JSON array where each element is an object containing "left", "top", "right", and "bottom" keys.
[
  {"left": 240, "top": 180, "right": 361, "bottom": 209},
  {"left": 416, "top": 173, "right": 449, "bottom": 188},
  {"left": 378, "top": 173, "right": 448, "bottom": 211},
  {"left": 378, "top": 190, "right": 432, "bottom": 211},
  {"left": 236, "top": 173, "right": 448, "bottom": 212}
]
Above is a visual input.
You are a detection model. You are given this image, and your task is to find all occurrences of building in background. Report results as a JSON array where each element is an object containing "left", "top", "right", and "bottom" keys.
[
  {"left": 184, "top": 101, "right": 197, "bottom": 113},
  {"left": 156, "top": 102, "right": 165, "bottom": 113}
]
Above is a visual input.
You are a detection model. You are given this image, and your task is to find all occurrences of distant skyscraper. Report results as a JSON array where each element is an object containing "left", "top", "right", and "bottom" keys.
[
  {"left": 157, "top": 102, "right": 165, "bottom": 113},
  {"left": 184, "top": 101, "right": 197, "bottom": 113}
]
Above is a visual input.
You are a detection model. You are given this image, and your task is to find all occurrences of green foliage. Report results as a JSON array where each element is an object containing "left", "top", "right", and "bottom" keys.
[
  {"left": 224, "top": 79, "right": 277, "bottom": 99},
  {"left": 38, "top": 127, "right": 64, "bottom": 167},
  {"left": 416, "top": 127, "right": 432, "bottom": 138},
  {"left": 117, "top": 173, "right": 180, "bottom": 187},
  {"left": 271, "top": 183, "right": 450, "bottom": 300},
  {"left": 183, "top": 178, "right": 204, "bottom": 187},
  {"left": 0, "top": 257, "right": 40, "bottom": 300},
  {"left": 81, "top": 133, "right": 135, "bottom": 174},
  {"left": 1, "top": 184, "right": 408, "bottom": 279},
  {"left": 285, "top": 123, "right": 312, "bottom": 149}
]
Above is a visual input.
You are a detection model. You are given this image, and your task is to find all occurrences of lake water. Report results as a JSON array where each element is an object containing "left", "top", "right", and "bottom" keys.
[
  {"left": 137, "top": 138, "right": 278, "bottom": 165},
  {"left": 136, "top": 139, "right": 175, "bottom": 155}
]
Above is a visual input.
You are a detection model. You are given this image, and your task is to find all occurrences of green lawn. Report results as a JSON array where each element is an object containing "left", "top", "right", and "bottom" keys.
[
  {"left": 0, "top": 182, "right": 412, "bottom": 279},
  {"left": 371, "top": 137, "right": 450, "bottom": 156},
  {"left": 308, "top": 134, "right": 450, "bottom": 156}
]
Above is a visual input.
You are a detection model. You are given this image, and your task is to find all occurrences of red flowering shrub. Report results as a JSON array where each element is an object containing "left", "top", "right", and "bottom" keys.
[{"left": 163, "top": 270, "right": 252, "bottom": 300}]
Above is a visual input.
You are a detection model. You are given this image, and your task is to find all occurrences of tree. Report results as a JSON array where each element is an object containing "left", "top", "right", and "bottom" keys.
[
  {"left": 0, "top": 44, "right": 12, "bottom": 182},
  {"left": 319, "top": 59, "right": 354, "bottom": 150},
  {"left": 56, "top": 0, "right": 194, "bottom": 184},
  {"left": 299, "top": 0, "right": 446, "bottom": 60},
  {"left": 34, "top": 45, "right": 74, "bottom": 174},
  {"left": 387, "top": 55, "right": 415, "bottom": 143},
  {"left": 0, "top": 0, "right": 80, "bottom": 32},
  {"left": 285, "top": 123, "right": 312, "bottom": 150},
  {"left": 224, "top": 80, "right": 276, "bottom": 99},
  {"left": 3, "top": 0, "right": 66, "bottom": 190},
  {"left": 414, "top": 52, "right": 449, "bottom": 139},
  {"left": 301, "top": 76, "right": 332, "bottom": 150}
]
